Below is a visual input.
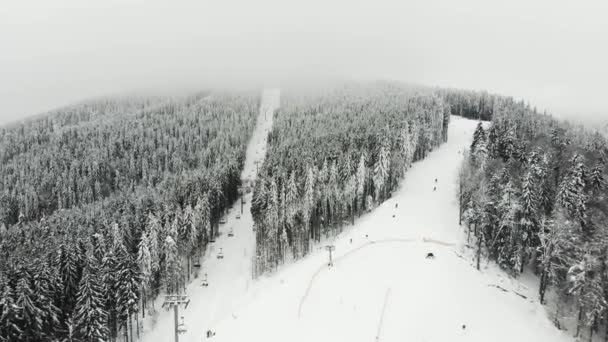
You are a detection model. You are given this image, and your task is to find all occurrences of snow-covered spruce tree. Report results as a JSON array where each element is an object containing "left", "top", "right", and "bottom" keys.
[
  {"left": 304, "top": 165, "right": 316, "bottom": 242},
  {"left": 56, "top": 243, "right": 83, "bottom": 323},
  {"left": 285, "top": 171, "right": 301, "bottom": 257},
  {"left": 495, "top": 179, "right": 521, "bottom": 273},
  {"left": 470, "top": 122, "right": 486, "bottom": 155},
  {"left": 73, "top": 255, "right": 109, "bottom": 342},
  {"left": 537, "top": 213, "right": 574, "bottom": 304},
  {"left": 179, "top": 204, "right": 198, "bottom": 279},
  {"left": 115, "top": 248, "right": 139, "bottom": 342},
  {"left": 519, "top": 168, "right": 539, "bottom": 273},
  {"left": 356, "top": 152, "right": 367, "bottom": 218},
  {"left": 194, "top": 194, "right": 211, "bottom": 246},
  {"left": 373, "top": 139, "right": 390, "bottom": 203},
  {"left": 267, "top": 178, "right": 280, "bottom": 267},
  {"left": 146, "top": 213, "right": 161, "bottom": 286},
  {"left": 137, "top": 229, "right": 152, "bottom": 317},
  {"left": 0, "top": 283, "right": 23, "bottom": 342},
  {"left": 31, "top": 263, "right": 61, "bottom": 339},
  {"left": 557, "top": 153, "right": 588, "bottom": 232},
  {"left": 400, "top": 121, "right": 415, "bottom": 172},
  {"left": 101, "top": 247, "right": 119, "bottom": 340},
  {"left": 589, "top": 161, "right": 605, "bottom": 195},
  {"left": 163, "top": 235, "right": 181, "bottom": 294},
  {"left": 15, "top": 276, "right": 44, "bottom": 342}
]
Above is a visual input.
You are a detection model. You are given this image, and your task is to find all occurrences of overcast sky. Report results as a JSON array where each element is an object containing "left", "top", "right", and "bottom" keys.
[{"left": 1, "top": 0, "right": 607, "bottom": 126}]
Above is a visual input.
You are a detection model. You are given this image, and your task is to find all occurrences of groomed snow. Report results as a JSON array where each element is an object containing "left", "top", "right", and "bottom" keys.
[
  {"left": 206, "top": 115, "right": 571, "bottom": 342},
  {"left": 140, "top": 88, "right": 278, "bottom": 342},
  {"left": 143, "top": 104, "right": 571, "bottom": 342}
]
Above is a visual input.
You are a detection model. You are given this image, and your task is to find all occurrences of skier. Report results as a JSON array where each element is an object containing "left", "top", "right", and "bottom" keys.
[
  {"left": 433, "top": 186, "right": 436, "bottom": 191},
  {"left": 435, "top": 178, "right": 437, "bottom": 183},
  {"left": 395, "top": 202, "right": 398, "bottom": 208}
]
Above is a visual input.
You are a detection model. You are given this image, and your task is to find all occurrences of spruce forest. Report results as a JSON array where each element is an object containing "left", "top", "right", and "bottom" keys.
[
  {"left": 251, "top": 82, "right": 450, "bottom": 275},
  {"left": 0, "top": 92, "right": 259, "bottom": 341},
  {"left": 455, "top": 92, "right": 608, "bottom": 339},
  {"left": 0, "top": 83, "right": 606, "bottom": 342}
]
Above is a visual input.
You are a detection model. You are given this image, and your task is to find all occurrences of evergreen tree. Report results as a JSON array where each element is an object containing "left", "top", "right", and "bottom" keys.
[
  {"left": 115, "top": 249, "right": 139, "bottom": 342},
  {"left": 356, "top": 153, "right": 367, "bottom": 216},
  {"left": 373, "top": 141, "right": 390, "bottom": 202},
  {"left": 137, "top": 230, "right": 152, "bottom": 311},
  {"left": 589, "top": 162, "right": 605, "bottom": 194},
  {"left": 57, "top": 244, "right": 81, "bottom": 318},
  {"left": 470, "top": 122, "right": 486, "bottom": 154},
  {"left": 194, "top": 195, "right": 211, "bottom": 244},
  {"left": 163, "top": 236, "right": 180, "bottom": 293},
  {"left": 146, "top": 213, "right": 161, "bottom": 275},
  {"left": 519, "top": 168, "right": 539, "bottom": 271},
  {"left": 73, "top": 256, "right": 109, "bottom": 342},
  {"left": 401, "top": 121, "right": 414, "bottom": 170},
  {"left": 558, "top": 153, "right": 588, "bottom": 230},
  {"left": 15, "top": 277, "right": 44, "bottom": 341},
  {"left": 496, "top": 180, "right": 521, "bottom": 273},
  {"left": 0, "top": 284, "right": 23, "bottom": 342}
]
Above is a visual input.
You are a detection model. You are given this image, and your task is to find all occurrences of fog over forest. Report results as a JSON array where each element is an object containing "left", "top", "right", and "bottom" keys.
[{"left": 1, "top": 0, "right": 607, "bottom": 125}]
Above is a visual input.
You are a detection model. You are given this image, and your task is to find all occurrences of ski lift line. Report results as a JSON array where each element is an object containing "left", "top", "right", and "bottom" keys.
[
  {"left": 297, "top": 236, "right": 455, "bottom": 318},
  {"left": 375, "top": 288, "right": 392, "bottom": 342}
]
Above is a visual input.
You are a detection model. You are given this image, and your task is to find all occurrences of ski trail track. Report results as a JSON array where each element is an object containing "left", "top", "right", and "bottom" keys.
[
  {"left": 208, "top": 116, "right": 572, "bottom": 342},
  {"left": 141, "top": 88, "right": 279, "bottom": 342}
]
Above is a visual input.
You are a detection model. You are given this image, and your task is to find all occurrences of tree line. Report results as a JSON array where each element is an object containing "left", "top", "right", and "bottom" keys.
[
  {"left": 250, "top": 82, "right": 451, "bottom": 276},
  {"left": 455, "top": 91, "right": 608, "bottom": 340},
  {"left": 0, "top": 92, "right": 259, "bottom": 342}
]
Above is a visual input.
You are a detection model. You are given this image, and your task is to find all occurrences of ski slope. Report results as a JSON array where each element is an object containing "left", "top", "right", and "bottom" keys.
[
  {"left": 140, "top": 88, "right": 278, "bottom": 342},
  {"left": 142, "top": 108, "right": 571, "bottom": 342},
  {"left": 203, "top": 115, "right": 571, "bottom": 342}
]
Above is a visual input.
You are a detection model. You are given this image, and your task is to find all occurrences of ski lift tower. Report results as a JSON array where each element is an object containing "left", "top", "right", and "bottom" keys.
[
  {"left": 325, "top": 245, "right": 335, "bottom": 267},
  {"left": 162, "top": 294, "right": 190, "bottom": 342}
]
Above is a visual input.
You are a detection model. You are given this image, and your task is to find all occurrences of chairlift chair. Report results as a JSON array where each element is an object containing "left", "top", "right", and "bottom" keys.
[
  {"left": 201, "top": 273, "right": 209, "bottom": 287},
  {"left": 228, "top": 228, "right": 234, "bottom": 237},
  {"left": 217, "top": 248, "right": 224, "bottom": 259},
  {"left": 177, "top": 317, "right": 187, "bottom": 334}
]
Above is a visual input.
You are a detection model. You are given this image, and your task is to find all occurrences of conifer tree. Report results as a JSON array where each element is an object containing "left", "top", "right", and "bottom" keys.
[
  {"left": 115, "top": 249, "right": 139, "bottom": 342},
  {"left": 558, "top": 153, "right": 588, "bottom": 230},
  {"left": 470, "top": 122, "right": 486, "bottom": 154},
  {"left": 15, "top": 277, "right": 44, "bottom": 341},
  {"left": 73, "top": 256, "right": 109, "bottom": 342},
  {"left": 163, "top": 236, "right": 180, "bottom": 294},
  {"left": 0, "top": 284, "right": 23, "bottom": 342},
  {"left": 356, "top": 153, "right": 366, "bottom": 216}
]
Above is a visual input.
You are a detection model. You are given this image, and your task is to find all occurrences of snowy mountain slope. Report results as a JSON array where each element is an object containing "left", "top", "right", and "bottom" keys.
[
  {"left": 202, "top": 116, "right": 571, "bottom": 342},
  {"left": 140, "top": 88, "right": 278, "bottom": 342}
]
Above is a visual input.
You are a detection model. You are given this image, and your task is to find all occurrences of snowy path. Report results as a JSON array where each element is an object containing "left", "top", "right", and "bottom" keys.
[
  {"left": 205, "top": 116, "right": 572, "bottom": 342},
  {"left": 141, "top": 88, "right": 279, "bottom": 342}
]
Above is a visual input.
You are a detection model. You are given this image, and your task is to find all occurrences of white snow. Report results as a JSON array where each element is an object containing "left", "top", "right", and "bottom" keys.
[
  {"left": 143, "top": 106, "right": 572, "bottom": 342},
  {"left": 139, "top": 88, "right": 278, "bottom": 342}
]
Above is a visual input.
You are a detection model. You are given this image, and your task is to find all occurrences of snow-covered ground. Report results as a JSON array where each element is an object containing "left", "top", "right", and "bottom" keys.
[
  {"left": 143, "top": 109, "right": 571, "bottom": 342},
  {"left": 204, "top": 116, "right": 572, "bottom": 342},
  {"left": 140, "top": 88, "right": 278, "bottom": 342}
]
